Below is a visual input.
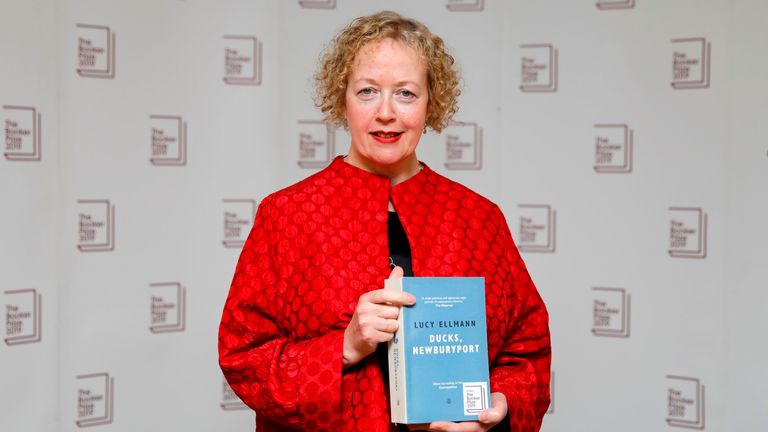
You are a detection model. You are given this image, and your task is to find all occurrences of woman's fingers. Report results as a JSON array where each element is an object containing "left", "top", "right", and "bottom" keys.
[
  {"left": 389, "top": 265, "right": 404, "bottom": 279},
  {"left": 363, "top": 288, "right": 415, "bottom": 306},
  {"left": 427, "top": 421, "right": 484, "bottom": 431},
  {"left": 478, "top": 392, "right": 508, "bottom": 424}
]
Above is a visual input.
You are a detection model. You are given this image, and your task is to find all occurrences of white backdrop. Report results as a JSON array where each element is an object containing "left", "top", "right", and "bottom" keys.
[{"left": 2, "top": 1, "right": 767, "bottom": 431}]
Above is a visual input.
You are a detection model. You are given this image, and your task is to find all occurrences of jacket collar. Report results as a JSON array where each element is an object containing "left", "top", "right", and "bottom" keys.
[{"left": 327, "top": 155, "right": 433, "bottom": 192}]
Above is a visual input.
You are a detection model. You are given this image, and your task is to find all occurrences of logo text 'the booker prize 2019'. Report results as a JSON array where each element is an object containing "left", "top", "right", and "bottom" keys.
[
  {"left": 591, "top": 288, "right": 630, "bottom": 338},
  {"left": 4, "top": 289, "right": 42, "bottom": 345},
  {"left": 446, "top": 0, "right": 484, "bottom": 12},
  {"left": 594, "top": 124, "right": 633, "bottom": 173},
  {"left": 297, "top": 120, "right": 335, "bottom": 169},
  {"left": 222, "top": 199, "right": 257, "bottom": 248},
  {"left": 298, "top": 0, "right": 335, "bottom": 9},
  {"left": 76, "top": 24, "right": 115, "bottom": 79},
  {"left": 223, "top": 35, "right": 263, "bottom": 85},
  {"left": 150, "top": 115, "right": 187, "bottom": 166},
  {"left": 517, "top": 204, "right": 556, "bottom": 253},
  {"left": 519, "top": 44, "right": 558, "bottom": 93},
  {"left": 221, "top": 376, "right": 248, "bottom": 410},
  {"left": 671, "top": 38, "right": 711, "bottom": 90},
  {"left": 668, "top": 207, "right": 708, "bottom": 259},
  {"left": 595, "top": 0, "right": 635, "bottom": 10},
  {"left": 77, "top": 200, "right": 115, "bottom": 252},
  {"left": 666, "top": 375, "right": 705, "bottom": 429},
  {"left": 76, "top": 373, "right": 114, "bottom": 428},
  {"left": 3, "top": 105, "right": 41, "bottom": 161},
  {"left": 149, "top": 282, "right": 186, "bottom": 333},
  {"left": 444, "top": 121, "right": 482, "bottom": 170}
]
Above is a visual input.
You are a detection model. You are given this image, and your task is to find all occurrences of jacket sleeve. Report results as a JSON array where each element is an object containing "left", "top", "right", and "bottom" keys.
[
  {"left": 218, "top": 196, "right": 345, "bottom": 432},
  {"left": 488, "top": 205, "right": 552, "bottom": 432}
]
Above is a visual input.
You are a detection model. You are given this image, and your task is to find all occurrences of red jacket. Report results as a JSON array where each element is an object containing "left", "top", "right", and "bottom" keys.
[{"left": 219, "top": 157, "right": 551, "bottom": 432}]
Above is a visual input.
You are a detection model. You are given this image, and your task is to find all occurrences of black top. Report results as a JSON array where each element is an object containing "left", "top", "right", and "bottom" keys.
[
  {"left": 387, "top": 211, "right": 414, "bottom": 276},
  {"left": 380, "top": 212, "right": 417, "bottom": 430}
]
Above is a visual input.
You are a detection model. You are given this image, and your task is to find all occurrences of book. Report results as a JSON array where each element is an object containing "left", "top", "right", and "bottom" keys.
[{"left": 385, "top": 277, "right": 491, "bottom": 424}]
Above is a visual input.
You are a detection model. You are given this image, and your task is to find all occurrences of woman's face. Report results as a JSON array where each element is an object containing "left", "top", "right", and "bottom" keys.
[{"left": 344, "top": 38, "right": 428, "bottom": 178}]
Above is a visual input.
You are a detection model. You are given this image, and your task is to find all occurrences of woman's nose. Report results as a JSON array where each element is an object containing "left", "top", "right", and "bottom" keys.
[{"left": 375, "top": 96, "right": 395, "bottom": 123}]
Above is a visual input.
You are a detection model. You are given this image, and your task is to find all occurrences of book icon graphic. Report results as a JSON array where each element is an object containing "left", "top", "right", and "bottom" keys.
[
  {"left": 222, "top": 199, "right": 257, "bottom": 248},
  {"left": 591, "top": 287, "right": 630, "bottom": 338},
  {"left": 593, "top": 124, "right": 633, "bottom": 173},
  {"left": 150, "top": 115, "right": 187, "bottom": 166},
  {"left": 297, "top": 120, "right": 335, "bottom": 168},
  {"left": 446, "top": 0, "right": 485, "bottom": 12},
  {"left": 223, "top": 35, "right": 263, "bottom": 86},
  {"left": 519, "top": 44, "right": 558, "bottom": 92},
  {"left": 77, "top": 200, "right": 115, "bottom": 252},
  {"left": 671, "top": 38, "right": 711, "bottom": 90},
  {"left": 668, "top": 207, "right": 708, "bottom": 259},
  {"left": 3, "top": 105, "right": 42, "bottom": 161},
  {"left": 666, "top": 376, "right": 705, "bottom": 429},
  {"left": 596, "top": 0, "right": 635, "bottom": 10},
  {"left": 386, "top": 277, "right": 490, "bottom": 424},
  {"left": 298, "top": 0, "right": 335, "bottom": 9},
  {"left": 221, "top": 377, "right": 249, "bottom": 410},
  {"left": 76, "top": 24, "right": 116, "bottom": 79},
  {"left": 76, "top": 373, "right": 114, "bottom": 427},
  {"left": 4, "top": 289, "right": 42, "bottom": 345},
  {"left": 444, "top": 121, "right": 483, "bottom": 170},
  {"left": 149, "top": 282, "right": 186, "bottom": 333},
  {"left": 518, "top": 204, "right": 557, "bottom": 253}
]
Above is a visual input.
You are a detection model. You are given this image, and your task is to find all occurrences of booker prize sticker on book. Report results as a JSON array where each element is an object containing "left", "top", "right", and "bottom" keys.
[{"left": 385, "top": 277, "right": 491, "bottom": 424}]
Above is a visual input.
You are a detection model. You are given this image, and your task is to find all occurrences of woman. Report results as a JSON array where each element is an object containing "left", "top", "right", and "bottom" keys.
[{"left": 219, "top": 11, "right": 551, "bottom": 432}]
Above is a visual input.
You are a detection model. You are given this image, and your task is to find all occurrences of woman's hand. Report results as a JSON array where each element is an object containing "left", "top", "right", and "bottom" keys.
[
  {"left": 407, "top": 392, "right": 508, "bottom": 431},
  {"left": 343, "top": 266, "right": 415, "bottom": 368}
]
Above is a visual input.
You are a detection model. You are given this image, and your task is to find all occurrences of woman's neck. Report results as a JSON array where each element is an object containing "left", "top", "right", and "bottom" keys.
[{"left": 343, "top": 154, "right": 421, "bottom": 187}]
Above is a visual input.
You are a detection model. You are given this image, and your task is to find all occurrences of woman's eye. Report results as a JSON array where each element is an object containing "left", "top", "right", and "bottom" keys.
[
  {"left": 400, "top": 90, "right": 414, "bottom": 98},
  {"left": 359, "top": 88, "right": 374, "bottom": 96}
]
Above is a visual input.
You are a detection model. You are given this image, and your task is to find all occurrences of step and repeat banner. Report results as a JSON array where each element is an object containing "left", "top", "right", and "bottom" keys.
[{"left": 2, "top": 1, "right": 766, "bottom": 431}]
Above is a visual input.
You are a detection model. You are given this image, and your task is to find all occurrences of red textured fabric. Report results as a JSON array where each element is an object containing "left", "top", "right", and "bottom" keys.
[{"left": 219, "top": 156, "right": 551, "bottom": 432}]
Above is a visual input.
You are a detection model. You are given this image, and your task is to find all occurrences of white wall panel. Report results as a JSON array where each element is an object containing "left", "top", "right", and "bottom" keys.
[{"left": 1, "top": 1, "right": 765, "bottom": 431}]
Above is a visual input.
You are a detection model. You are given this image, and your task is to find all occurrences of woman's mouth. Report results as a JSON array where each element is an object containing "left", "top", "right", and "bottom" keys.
[{"left": 370, "top": 131, "right": 403, "bottom": 143}]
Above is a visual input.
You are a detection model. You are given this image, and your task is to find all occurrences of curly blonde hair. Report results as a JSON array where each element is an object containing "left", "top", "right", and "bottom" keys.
[{"left": 314, "top": 11, "right": 461, "bottom": 133}]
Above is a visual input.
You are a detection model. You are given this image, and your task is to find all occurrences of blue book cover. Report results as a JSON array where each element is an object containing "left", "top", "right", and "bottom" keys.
[{"left": 385, "top": 277, "right": 491, "bottom": 424}]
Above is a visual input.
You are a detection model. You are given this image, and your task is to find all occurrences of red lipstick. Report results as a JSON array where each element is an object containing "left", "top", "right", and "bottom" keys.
[{"left": 370, "top": 130, "right": 403, "bottom": 144}]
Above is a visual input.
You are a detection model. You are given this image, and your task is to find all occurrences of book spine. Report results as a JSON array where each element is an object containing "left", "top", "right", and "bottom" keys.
[{"left": 385, "top": 278, "right": 408, "bottom": 423}]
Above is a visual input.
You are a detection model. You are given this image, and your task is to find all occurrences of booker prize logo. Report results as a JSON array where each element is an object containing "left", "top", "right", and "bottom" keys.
[
  {"left": 666, "top": 375, "right": 705, "bottom": 429},
  {"left": 149, "top": 282, "right": 186, "bottom": 333},
  {"left": 76, "top": 373, "right": 114, "bottom": 427},
  {"left": 77, "top": 200, "right": 115, "bottom": 252},
  {"left": 669, "top": 207, "right": 708, "bottom": 259},
  {"left": 76, "top": 24, "right": 115, "bottom": 79},
  {"left": 446, "top": 0, "right": 484, "bottom": 12},
  {"left": 221, "top": 376, "right": 248, "bottom": 410},
  {"left": 223, "top": 35, "right": 263, "bottom": 85},
  {"left": 4, "top": 289, "right": 42, "bottom": 345},
  {"left": 594, "top": 124, "right": 633, "bottom": 173},
  {"left": 298, "top": 120, "right": 335, "bottom": 168},
  {"left": 596, "top": 0, "right": 635, "bottom": 10},
  {"left": 444, "top": 121, "right": 482, "bottom": 170},
  {"left": 519, "top": 44, "right": 558, "bottom": 92},
  {"left": 150, "top": 115, "right": 187, "bottom": 166},
  {"left": 3, "top": 105, "right": 41, "bottom": 161},
  {"left": 223, "top": 199, "right": 257, "bottom": 248},
  {"left": 671, "top": 38, "right": 711, "bottom": 90},
  {"left": 591, "top": 287, "right": 630, "bottom": 338},
  {"left": 518, "top": 204, "right": 556, "bottom": 253},
  {"left": 298, "top": 0, "right": 335, "bottom": 9}
]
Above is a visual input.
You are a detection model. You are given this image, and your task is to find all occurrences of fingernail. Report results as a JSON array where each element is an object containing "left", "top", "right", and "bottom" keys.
[{"left": 478, "top": 413, "right": 488, "bottom": 422}]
